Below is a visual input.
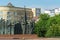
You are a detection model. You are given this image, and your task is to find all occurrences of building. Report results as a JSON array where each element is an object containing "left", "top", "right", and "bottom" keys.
[
  {"left": 54, "top": 8, "right": 60, "bottom": 15},
  {"left": 0, "top": 3, "right": 33, "bottom": 22},
  {"left": 44, "top": 9, "right": 55, "bottom": 16},
  {"left": 32, "top": 8, "right": 41, "bottom": 17},
  {"left": 0, "top": 3, "right": 33, "bottom": 35},
  {"left": 0, "top": 3, "right": 41, "bottom": 35},
  {"left": 44, "top": 8, "right": 60, "bottom": 16}
]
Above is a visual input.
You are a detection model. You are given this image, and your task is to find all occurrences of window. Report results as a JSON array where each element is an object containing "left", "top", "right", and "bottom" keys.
[
  {"left": 36, "top": 9, "right": 40, "bottom": 13},
  {"left": 36, "top": 13, "right": 40, "bottom": 16},
  {"left": 7, "top": 15, "right": 11, "bottom": 20},
  {"left": 8, "top": 12, "right": 10, "bottom": 14},
  {"left": 7, "top": 12, "right": 14, "bottom": 15},
  {"left": 7, "top": 12, "right": 12, "bottom": 15},
  {"left": 7, "top": 12, "right": 12, "bottom": 20},
  {"left": 14, "top": 12, "right": 17, "bottom": 16}
]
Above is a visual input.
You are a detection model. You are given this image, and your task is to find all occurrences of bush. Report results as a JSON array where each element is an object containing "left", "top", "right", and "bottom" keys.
[{"left": 34, "top": 14, "right": 60, "bottom": 37}]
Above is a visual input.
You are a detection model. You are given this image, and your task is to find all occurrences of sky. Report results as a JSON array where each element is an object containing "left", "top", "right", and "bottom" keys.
[{"left": 0, "top": 0, "right": 60, "bottom": 9}]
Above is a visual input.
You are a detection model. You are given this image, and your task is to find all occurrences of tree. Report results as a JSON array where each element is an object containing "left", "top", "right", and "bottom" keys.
[
  {"left": 34, "top": 13, "right": 60, "bottom": 37},
  {"left": 34, "top": 14, "right": 50, "bottom": 37},
  {"left": 45, "top": 24, "right": 60, "bottom": 37},
  {"left": 45, "top": 14, "right": 60, "bottom": 37}
]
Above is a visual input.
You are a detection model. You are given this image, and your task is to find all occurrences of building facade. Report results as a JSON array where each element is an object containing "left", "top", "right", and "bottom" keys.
[
  {"left": 32, "top": 8, "right": 41, "bottom": 17},
  {"left": 0, "top": 3, "right": 41, "bottom": 35},
  {"left": 54, "top": 8, "right": 60, "bottom": 15},
  {"left": 44, "top": 8, "right": 60, "bottom": 16},
  {"left": 44, "top": 9, "right": 55, "bottom": 16}
]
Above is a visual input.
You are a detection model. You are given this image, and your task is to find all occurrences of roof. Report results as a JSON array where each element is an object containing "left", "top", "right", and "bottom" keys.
[
  {"left": 7, "top": 2, "right": 14, "bottom": 7},
  {"left": 0, "top": 3, "right": 32, "bottom": 11}
]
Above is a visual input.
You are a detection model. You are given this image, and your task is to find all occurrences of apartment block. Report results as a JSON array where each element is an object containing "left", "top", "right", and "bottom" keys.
[{"left": 44, "top": 8, "right": 60, "bottom": 16}]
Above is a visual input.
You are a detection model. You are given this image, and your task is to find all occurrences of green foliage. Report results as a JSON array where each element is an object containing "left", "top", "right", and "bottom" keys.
[
  {"left": 34, "top": 14, "right": 60, "bottom": 37},
  {"left": 45, "top": 24, "right": 60, "bottom": 37},
  {"left": 45, "top": 14, "right": 60, "bottom": 37},
  {"left": 34, "top": 14, "right": 50, "bottom": 37}
]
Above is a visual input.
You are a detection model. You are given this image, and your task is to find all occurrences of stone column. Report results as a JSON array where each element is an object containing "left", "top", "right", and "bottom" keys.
[
  {"left": 11, "top": 25, "right": 14, "bottom": 35},
  {"left": 4, "top": 21, "right": 7, "bottom": 34},
  {"left": 1, "top": 26, "right": 3, "bottom": 34}
]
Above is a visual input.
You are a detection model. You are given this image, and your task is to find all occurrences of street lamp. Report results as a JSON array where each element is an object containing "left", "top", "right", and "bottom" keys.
[{"left": 23, "top": 6, "right": 28, "bottom": 34}]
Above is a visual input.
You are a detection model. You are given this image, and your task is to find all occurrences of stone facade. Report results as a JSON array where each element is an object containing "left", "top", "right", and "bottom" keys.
[{"left": 0, "top": 3, "right": 41, "bottom": 35}]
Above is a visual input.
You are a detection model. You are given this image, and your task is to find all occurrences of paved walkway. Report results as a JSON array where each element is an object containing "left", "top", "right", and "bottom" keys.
[
  {"left": 0, "top": 38, "right": 60, "bottom": 40},
  {"left": 0, "top": 35, "right": 60, "bottom": 40}
]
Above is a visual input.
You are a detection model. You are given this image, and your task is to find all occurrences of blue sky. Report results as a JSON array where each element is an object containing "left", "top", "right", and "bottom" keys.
[{"left": 0, "top": 0, "right": 60, "bottom": 9}]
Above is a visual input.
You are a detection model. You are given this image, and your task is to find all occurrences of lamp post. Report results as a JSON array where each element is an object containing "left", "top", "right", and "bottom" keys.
[
  {"left": 22, "top": 6, "right": 35, "bottom": 34},
  {"left": 23, "top": 6, "right": 28, "bottom": 34},
  {"left": 23, "top": 6, "right": 35, "bottom": 34}
]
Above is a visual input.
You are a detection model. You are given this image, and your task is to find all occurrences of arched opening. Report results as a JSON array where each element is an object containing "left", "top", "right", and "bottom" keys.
[{"left": 14, "top": 22, "right": 22, "bottom": 34}]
